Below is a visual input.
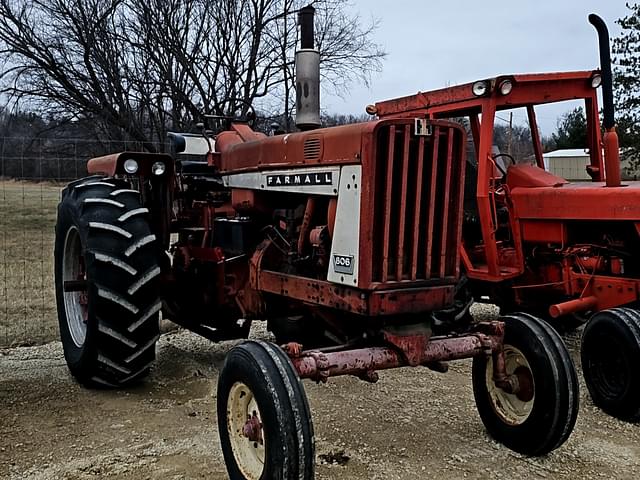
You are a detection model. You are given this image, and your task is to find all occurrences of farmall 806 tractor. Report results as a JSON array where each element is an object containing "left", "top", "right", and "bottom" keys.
[{"left": 53, "top": 8, "right": 636, "bottom": 479}]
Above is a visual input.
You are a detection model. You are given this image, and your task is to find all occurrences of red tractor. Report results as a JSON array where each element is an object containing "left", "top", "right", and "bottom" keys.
[{"left": 55, "top": 8, "right": 638, "bottom": 480}]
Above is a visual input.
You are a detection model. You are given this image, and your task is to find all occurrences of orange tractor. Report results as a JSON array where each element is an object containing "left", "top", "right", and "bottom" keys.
[{"left": 53, "top": 8, "right": 634, "bottom": 479}]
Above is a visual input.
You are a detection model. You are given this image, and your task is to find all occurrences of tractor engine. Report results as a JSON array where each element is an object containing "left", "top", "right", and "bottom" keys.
[
  {"left": 507, "top": 221, "right": 640, "bottom": 315},
  {"left": 163, "top": 118, "right": 468, "bottom": 345}
]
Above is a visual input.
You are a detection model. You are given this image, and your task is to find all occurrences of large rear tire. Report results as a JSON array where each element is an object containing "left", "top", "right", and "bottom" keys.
[
  {"left": 581, "top": 308, "right": 640, "bottom": 421},
  {"left": 217, "top": 340, "right": 314, "bottom": 480},
  {"left": 472, "top": 312, "right": 579, "bottom": 456},
  {"left": 54, "top": 177, "right": 162, "bottom": 387}
]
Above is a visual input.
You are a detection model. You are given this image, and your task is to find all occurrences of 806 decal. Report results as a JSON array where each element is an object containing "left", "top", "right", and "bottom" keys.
[{"left": 333, "top": 254, "right": 354, "bottom": 274}]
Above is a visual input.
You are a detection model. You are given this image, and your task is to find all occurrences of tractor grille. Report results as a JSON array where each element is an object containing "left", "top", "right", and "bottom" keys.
[{"left": 370, "top": 122, "right": 465, "bottom": 284}]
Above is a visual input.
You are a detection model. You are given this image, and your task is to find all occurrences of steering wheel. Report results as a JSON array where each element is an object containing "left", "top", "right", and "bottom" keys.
[
  {"left": 228, "top": 98, "right": 257, "bottom": 128},
  {"left": 492, "top": 153, "right": 515, "bottom": 177},
  {"left": 204, "top": 99, "right": 257, "bottom": 132}
]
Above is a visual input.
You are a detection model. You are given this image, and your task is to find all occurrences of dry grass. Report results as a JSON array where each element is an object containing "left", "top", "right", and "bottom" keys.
[{"left": 1, "top": 180, "right": 61, "bottom": 346}]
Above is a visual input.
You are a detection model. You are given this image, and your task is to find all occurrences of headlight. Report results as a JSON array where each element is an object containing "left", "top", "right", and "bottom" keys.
[
  {"left": 151, "top": 161, "right": 166, "bottom": 176},
  {"left": 472, "top": 80, "right": 489, "bottom": 96},
  {"left": 591, "top": 74, "right": 602, "bottom": 88},
  {"left": 498, "top": 80, "right": 513, "bottom": 95},
  {"left": 123, "top": 159, "right": 139, "bottom": 174}
]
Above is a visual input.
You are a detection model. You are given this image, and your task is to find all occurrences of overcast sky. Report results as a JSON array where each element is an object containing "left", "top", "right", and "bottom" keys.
[{"left": 322, "top": 1, "right": 630, "bottom": 136}]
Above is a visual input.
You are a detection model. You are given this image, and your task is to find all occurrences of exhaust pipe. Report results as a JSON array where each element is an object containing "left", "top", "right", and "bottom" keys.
[
  {"left": 295, "top": 5, "right": 321, "bottom": 130},
  {"left": 589, "top": 13, "right": 621, "bottom": 187}
]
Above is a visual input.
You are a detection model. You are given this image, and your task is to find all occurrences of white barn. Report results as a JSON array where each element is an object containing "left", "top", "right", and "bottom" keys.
[
  {"left": 543, "top": 149, "right": 591, "bottom": 181},
  {"left": 542, "top": 148, "right": 634, "bottom": 182}
]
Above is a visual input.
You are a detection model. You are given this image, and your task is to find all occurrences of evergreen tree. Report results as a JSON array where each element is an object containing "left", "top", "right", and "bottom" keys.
[
  {"left": 551, "top": 107, "right": 588, "bottom": 150},
  {"left": 613, "top": 3, "right": 640, "bottom": 154}
]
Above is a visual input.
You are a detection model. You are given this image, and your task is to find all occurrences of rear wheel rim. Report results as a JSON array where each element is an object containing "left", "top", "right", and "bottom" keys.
[
  {"left": 486, "top": 345, "right": 535, "bottom": 426},
  {"left": 227, "top": 381, "right": 265, "bottom": 480},
  {"left": 62, "top": 226, "right": 88, "bottom": 348}
]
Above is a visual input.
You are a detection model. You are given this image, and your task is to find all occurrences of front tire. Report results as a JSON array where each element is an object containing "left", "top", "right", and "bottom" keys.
[
  {"left": 581, "top": 308, "right": 640, "bottom": 421},
  {"left": 472, "top": 313, "right": 579, "bottom": 456},
  {"left": 54, "top": 177, "right": 162, "bottom": 387},
  {"left": 217, "top": 340, "right": 314, "bottom": 480}
]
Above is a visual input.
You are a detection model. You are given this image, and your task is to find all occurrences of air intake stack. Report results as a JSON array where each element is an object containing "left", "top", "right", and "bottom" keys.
[
  {"left": 589, "top": 13, "right": 621, "bottom": 187},
  {"left": 295, "top": 6, "right": 321, "bottom": 130}
]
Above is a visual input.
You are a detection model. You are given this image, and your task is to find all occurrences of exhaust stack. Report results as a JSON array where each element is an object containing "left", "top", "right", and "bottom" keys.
[
  {"left": 589, "top": 13, "right": 621, "bottom": 187},
  {"left": 295, "top": 5, "right": 321, "bottom": 130}
]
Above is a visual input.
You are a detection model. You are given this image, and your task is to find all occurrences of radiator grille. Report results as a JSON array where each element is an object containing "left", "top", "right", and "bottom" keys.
[{"left": 371, "top": 122, "right": 465, "bottom": 283}]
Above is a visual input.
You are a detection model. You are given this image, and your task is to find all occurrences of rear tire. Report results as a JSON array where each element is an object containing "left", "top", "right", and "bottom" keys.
[
  {"left": 217, "top": 340, "right": 314, "bottom": 480},
  {"left": 472, "top": 312, "right": 579, "bottom": 456},
  {"left": 581, "top": 308, "right": 640, "bottom": 421},
  {"left": 54, "top": 177, "right": 162, "bottom": 387}
]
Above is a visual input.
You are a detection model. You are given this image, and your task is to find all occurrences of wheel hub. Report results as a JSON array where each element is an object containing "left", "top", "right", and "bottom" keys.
[
  {"left": 227, "top": 382, "right": 265, "bottom": 480},
  {"left": 486, "top": 345, "right": 535, "bottom": 426},
  {"left": 242, "top": 412, "right": 263, "bottom": 444},
  {"left": 513, "top": 365, "right": 534, "bottom": 402}
]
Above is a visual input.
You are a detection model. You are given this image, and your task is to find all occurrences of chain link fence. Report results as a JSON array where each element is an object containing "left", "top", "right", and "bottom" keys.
[{"left": 0, "top": 137, "right": 156, "bottom": 347}]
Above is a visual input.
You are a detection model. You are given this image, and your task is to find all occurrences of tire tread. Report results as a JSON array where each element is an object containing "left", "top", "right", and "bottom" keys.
[
  {"left": 55, "top": 177, "right": 161, "bottom": 387},
  {"left": 472, "top": 312, "right": 579, "bottom": 456},
  {"left": 217, "top": 340, "right": 314, "bottom": 479},
  {"left": 582, "top": 308, "right": 640, "bottom": 421}
]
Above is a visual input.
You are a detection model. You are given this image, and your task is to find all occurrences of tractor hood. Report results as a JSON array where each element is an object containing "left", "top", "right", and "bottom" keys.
[
  {"left": 216, "top": 123, "right": 368, "bottom": 173},
  {"left": 510, "top": 180, "right": 640, "bottom": 221}
]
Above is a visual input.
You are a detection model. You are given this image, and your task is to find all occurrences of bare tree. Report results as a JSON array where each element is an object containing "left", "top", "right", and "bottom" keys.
[{"left": 0, "top": 0, "right": 385, "bottom": 150}]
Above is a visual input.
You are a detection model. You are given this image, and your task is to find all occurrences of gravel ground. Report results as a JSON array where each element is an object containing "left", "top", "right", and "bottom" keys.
[{"left": 1, "top": 304, "right": 639, "bottom": 480}]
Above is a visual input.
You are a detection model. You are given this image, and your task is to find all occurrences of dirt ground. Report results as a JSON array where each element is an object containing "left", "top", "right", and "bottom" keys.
[{"left": 1, "top": 306, "right": 640, "bottom": 480}]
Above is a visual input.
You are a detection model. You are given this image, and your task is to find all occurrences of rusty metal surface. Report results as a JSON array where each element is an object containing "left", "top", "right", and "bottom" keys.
[
  {"left": 425, "top": 126, "right": 440, "bottom": 279},
  {"left": 371, "top": 69, "right": 608, "bottom": 288},
  {"left": 396, "top": 126, "right": 411, "bottom": 281},
  {"left": 298, "top": 196, "right": 317, "bottom": 255},
  {"left": 382, "top": 331, "right": 428, "bottom": 367},
  {"left": 217, "top": 122, "right": 366, "bottom": 173},
  {"left": 380, "top": 124, "right": 396, "bottom": 283},
  {"left": 256, "top": 269, "right": 454, "bottom": 315},
  {"left": 374, "top": 71, "right": 598, "bottom": 119},
  {"left": 257, "top": 269, "right": 369, "bottom": 314},
  {"left": 410, "top": 135, "right": 426, "bottom": 280},
  {"left": 242, "top": 413, "right": 263, "bottom": 443},
  {"left": 213, "top": 118, "right": 471, "bottom": 318},
  {"left": 440, "top": 130, "right": 455, "bottom": 278},
  {"left": 363, "top": 120, "right": 466, "bottom": 286},
  {"left": 290, "top": 321, "right": 504, "bottom": 382}
]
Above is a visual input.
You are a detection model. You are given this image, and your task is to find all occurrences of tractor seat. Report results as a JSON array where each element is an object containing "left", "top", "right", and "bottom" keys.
[{"left": 506, "top": 164, "right": 568, "bottom": 189}]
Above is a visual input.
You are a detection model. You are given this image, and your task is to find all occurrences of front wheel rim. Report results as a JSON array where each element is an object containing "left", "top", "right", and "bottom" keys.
[
  {"left": 62, "top": 226, "right": 88, "bottom": 348},
  {"left": 227, "top": 381, "right": 265, "bottom": 480},
  {"left": 486, "top": 345, "right": 535, "bottom": 426}
]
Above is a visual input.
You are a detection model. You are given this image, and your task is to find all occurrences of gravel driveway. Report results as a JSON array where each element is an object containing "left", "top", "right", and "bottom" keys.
[{"left": 1, "top": 305, "right": 639, "bottom": 479}]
